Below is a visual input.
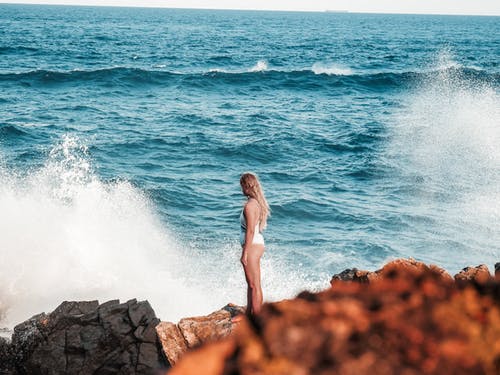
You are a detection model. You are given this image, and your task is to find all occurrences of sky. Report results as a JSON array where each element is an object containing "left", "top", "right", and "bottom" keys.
[{"left": 1, "top": 0, "right": 500, "bottom": 16}]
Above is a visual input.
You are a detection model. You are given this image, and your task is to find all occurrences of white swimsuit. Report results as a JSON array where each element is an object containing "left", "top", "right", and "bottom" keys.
[{"left": 240, "top": 202, "right": 265, "bottom": 246}]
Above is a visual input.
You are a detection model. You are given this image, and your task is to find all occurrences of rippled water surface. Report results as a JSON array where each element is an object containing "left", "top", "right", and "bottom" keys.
[{"left": 0, "top": 4, "right": 499, "bottom": 325}]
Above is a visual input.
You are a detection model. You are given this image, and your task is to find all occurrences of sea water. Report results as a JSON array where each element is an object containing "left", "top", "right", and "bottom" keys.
[{"left": 0, "top": 4, "right": 499, "bottom": 326}]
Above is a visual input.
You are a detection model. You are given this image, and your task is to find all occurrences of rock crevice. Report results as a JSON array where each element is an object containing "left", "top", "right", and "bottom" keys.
[{"left": 0, "top": 299, "right": 167, "bottom": 375}]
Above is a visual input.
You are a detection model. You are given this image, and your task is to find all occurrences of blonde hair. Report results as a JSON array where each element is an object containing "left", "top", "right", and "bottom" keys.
[{"left": 240, "top": 172, "right": 270, "bottom": 231}]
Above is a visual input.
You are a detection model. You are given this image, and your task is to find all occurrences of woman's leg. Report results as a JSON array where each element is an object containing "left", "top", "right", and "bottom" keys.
[
  {"left": 243, "top": 244, "right": 265, "bottom": 315},
  {"left": 242, "top": 245, "right": 252, "bottom": 315},
  {"left": 246, "top": 284, "right": 252, "bottom": 316}
]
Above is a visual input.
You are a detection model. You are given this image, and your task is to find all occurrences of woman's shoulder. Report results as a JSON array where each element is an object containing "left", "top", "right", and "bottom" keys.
[
  {"left": 245, "top": 197, "right": 259, "bottom": 206},
  {"left": 243, "top": 197, "right": 256, "bottom": 208},
  {"left": 244, "top": 198, "right": 261, "bottom": 214}
]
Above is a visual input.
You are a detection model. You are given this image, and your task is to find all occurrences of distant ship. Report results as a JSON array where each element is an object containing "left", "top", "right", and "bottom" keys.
[{"left": 324, "top": 10, "right": 349, "bottom": 13}]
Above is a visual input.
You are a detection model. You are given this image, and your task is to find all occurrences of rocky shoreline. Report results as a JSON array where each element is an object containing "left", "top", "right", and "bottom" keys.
[
  {"left": 0, "top": 299, "right": 165, "bottom": 374},
  {"left": 1, "top": 258, "right": 499, "bottom": 374}
]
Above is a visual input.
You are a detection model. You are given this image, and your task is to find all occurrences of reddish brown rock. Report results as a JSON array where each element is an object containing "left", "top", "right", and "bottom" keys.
[
  {"left": 167, "top": 338, "right": 236, "bottom": 375},
  {"left": 454, "top": 264, "right": 493, "bottom": 283},
  {"left": 155, "top": 303, "right": 244, "bottom": 365},
  {"left": 377, "top": 258, "right": 453, "bottom": 282},
  {"left": 179, "top": 309, "right": 232, "bottom": 348},
  {"left": 170, "top": 261, "right": 500, "bottom": 375},
  {"left": 330, "top": 258, "right": 453, "bottom": 286},
  {"left": 156, "top": 321, "right": 188, "bottom": 365}
]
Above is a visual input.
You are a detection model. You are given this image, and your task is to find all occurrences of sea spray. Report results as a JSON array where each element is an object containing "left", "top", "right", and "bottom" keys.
[
  {"left": 387, "top": 51, "right": 500, "bottom": 265},
  {"left": 249, "top": 60, "right": 268, "bottom": 72},
  {"left": 0, "top": 135, "right": 329, "bottom": 328},
  {"left": 0, "top": 136, "right": 215, "bottom": 327}
]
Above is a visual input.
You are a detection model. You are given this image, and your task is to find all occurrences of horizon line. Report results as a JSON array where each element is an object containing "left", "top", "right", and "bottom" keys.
[{"left": 1, "top": 2, "right": 499, "bottom": 17}]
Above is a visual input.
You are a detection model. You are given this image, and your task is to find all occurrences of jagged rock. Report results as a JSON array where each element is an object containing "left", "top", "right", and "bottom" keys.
[
  {"left": 377, "top": 258, "right": 453, "bottom": 282},
  {"left": 0, "top": 336, "right": 14, "bottom": 374},
  {"left": 331, "top": 258, "right": 453, "bottom": 286},
  {"left": 156, "top": 322, "right": 188, "bottom": 366},
  {"left": 170, "top": 260, "right": 500, "bottom": 375},
  {"left": 454, "top": 264, "right": 493, "bottom": 283},
  {"left": 495, "top": 263, "right": 500, "bottom": 280},
  {"left": 330, "top": 268, "right": 370, "bottom": 283},
  {"left": 4, "top": 299, "right": 167, "bottom": 374},
  {"left": 156, "top": 303, "right": 244, "bottom": 366}
]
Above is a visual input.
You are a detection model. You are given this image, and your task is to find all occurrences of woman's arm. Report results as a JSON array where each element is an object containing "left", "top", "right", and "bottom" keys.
[{"left": 241, "top": 199, "right": 260, "bottom": 266}]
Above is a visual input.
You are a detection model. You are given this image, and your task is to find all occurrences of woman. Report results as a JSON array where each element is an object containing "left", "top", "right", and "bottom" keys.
[{"left": 238, "top": 172, "right": 270, "bottom": 317}]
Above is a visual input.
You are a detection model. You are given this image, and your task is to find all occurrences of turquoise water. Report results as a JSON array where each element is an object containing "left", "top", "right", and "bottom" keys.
[{"left": 0, "top": 4, "right": 499, "bottom": 324}]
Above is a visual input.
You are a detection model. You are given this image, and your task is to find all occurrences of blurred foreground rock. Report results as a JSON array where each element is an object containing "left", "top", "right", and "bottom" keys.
[
  {"left": 156, "top": 304, "right": 244, "bottom": 365},
  {"left": 170, "top": 258, "right": 500, "bottom": 375},
  {"left": 330, "top": 258, "right": 455, "bottom": 285},
  {"left": 330, "top": 258, "right": 496, "bottom": 286},
  {"left": 0, "top": 299, "right": 167, "bottom": 374}
]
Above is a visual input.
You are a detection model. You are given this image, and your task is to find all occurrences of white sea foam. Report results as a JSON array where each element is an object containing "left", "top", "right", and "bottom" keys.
[
  {"left": 0, "top": 136, "right": 213, "bottom": 327},
  {"left": 249, "top": 59, "right": 268, "bottom": 72},
  {"left": 311, "top": 62, "right": 353, "bottom": 76},
  {"left": 208, "top": 67, "right": 230, "bottom": 73},
  {"left": 0, "top": 135, "right": 328, "bottom": 328},
  {"left": 207, "top": 60, "right": 268, "bottom": 74}
]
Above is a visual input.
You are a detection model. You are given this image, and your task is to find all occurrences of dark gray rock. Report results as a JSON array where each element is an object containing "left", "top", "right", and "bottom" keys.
[
  {"left": 128, "top": 301, "right": 155, "bottom": 328},
  {"left": 0, "top": 336, "right": 14, "bottom": 374},
  {"left": 4, "top": 300, "right": 167, "bottom": 374},
  {"left": 331, "top": 268, "right": 359, "bottom": 282},
  {"left": 330, "top": 267, "right": 371, "bottom": 284}
]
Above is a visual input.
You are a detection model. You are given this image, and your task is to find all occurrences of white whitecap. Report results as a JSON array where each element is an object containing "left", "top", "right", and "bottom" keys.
[
  {"left": 249, "top": 59, "right": 268, "bottom": 72},
  {"left": 208, "top": 68, "right": 230, "bottom": 73},
  {"left": 312, "top": 62, "right": 353, "bottom": 76}
]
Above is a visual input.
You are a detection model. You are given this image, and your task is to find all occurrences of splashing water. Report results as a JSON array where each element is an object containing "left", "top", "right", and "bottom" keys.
[
  {"left": 249, "top": 59, "right": 268, "bottom": 72},
  {"left": 0, "top": 136, "right": 328, "bottom": 328},
  {"left": 387, "top": 52, "right": 500, "bottom": 267},
  {"left": 0, "top": 136, "right": 214, "bottom": 327}
]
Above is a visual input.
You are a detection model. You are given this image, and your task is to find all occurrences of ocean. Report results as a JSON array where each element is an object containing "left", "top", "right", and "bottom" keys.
[{"left": 0, "top": 4, "right": 499, "bottom": 326}]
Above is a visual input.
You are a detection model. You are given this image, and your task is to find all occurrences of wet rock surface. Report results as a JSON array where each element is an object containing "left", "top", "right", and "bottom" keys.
[
  {"left": 156, "top": 304, "right": 244, "bottom": 366},
  {"left": 170, "top": 259, "right": 500, "bottom": 375},
  {"left": 0, "top": 299, "right": 167, "bottom": 374}
]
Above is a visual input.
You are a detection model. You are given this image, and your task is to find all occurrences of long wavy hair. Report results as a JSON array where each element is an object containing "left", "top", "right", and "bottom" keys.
[{"left": 240, "top": 172, "right": 270, "bottom": 231}]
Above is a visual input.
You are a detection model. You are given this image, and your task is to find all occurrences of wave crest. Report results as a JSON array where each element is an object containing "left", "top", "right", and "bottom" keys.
[
  {"left": 1, "top": 66, "right": 496, "bottom": 91},
  {"left": 249, "top": 59, "right": 268, "bottom": 72},
  {"left": 311, "top": 62, "right": 354, "bottom": 76}
]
